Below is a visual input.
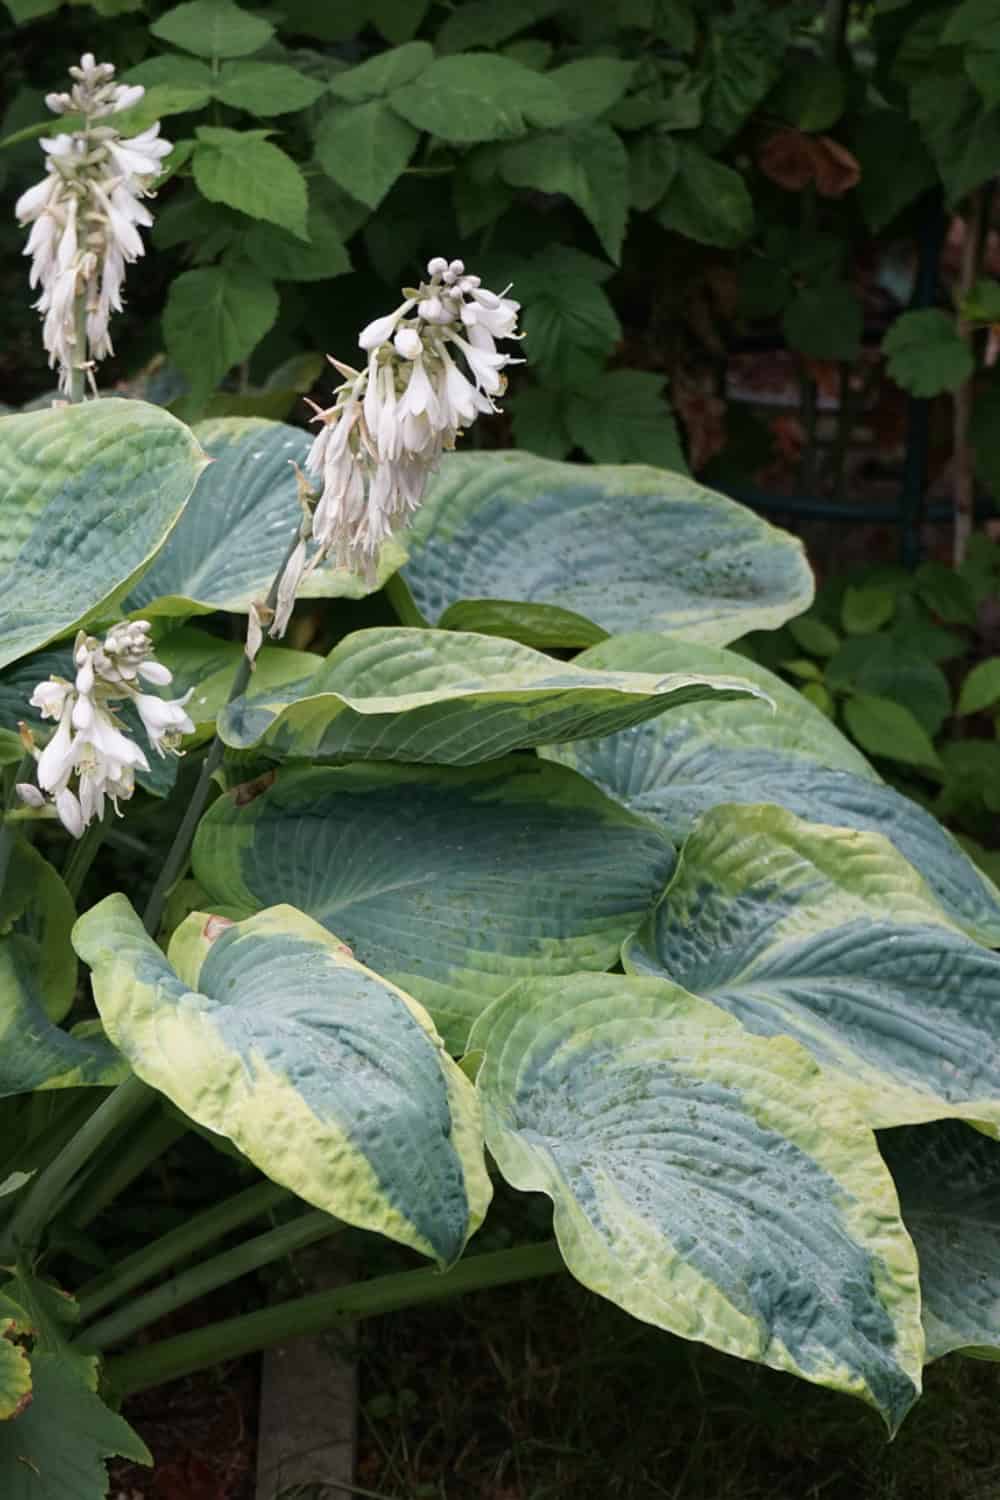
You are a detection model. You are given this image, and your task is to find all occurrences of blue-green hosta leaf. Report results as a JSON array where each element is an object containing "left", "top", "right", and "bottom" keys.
[
  {"left": 540, "top": 635, "right": 1000, "bottom": 946},
  {"left": 624, "top": 804, "right": 1000, "bottom": 1132},
  {"left": 0, "top": 846, "right": 124, "bottom": 1097},
  {"left": 391, "top": 451, "right": 814, "bottom": 648},
  {"left": 470, "top": 972, "right": 923, "bottom": 1429},
  {"left": 155, "top": 626, "right": 322, "bottom": 744},
  {"left": 192, "top": 761, "right": 675, "bottom": 1051},
  {"left": 73, "top": 897, "right": 491, "bottom": 1264},
  {"left": 881, "top": 1120, "right": 1000, "bottom": 1361},
  {"left": 218, "top": 625, "right": 760, "bottom": 763},
  {"left": 0, "top": 400, "right": 206, "bottom": 670},
  {"left": 124, "top": 418, "right": 403, "bottom": 617}
]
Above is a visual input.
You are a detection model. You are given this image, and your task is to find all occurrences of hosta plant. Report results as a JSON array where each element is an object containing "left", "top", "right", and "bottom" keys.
[{"left": 3, "top": 53, "right": 1000, "bottom": 1500}]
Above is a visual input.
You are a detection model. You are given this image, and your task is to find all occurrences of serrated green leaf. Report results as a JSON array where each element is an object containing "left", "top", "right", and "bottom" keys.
[
  {"left": 519, "top": 275, "right": 621, "bottom": 382},
  {"left": 883, "top": 309, "right": 974, "bottom": 397},
  {"left": 162, "top": 266, "right": 279, "bottom": 407},
  {"left": 192, "top": 760, "right": 675, "bottom": 1051},
  {"left": 961, "top": 276, "right": 1000, "bottom": 322},
  {"left": 565, "top": 371, "right": 686, "bottom": 469},
  {"left": 853, "top": 109, "right": 937, "bottom": 232},
  {"left": 471, "top": 972, "right": 923, "bottom": 1429},
  {"left": 0, "top": 1352, "right": 150, "bottom": 1495},
  {"left": 540, "top": 633, "right": 1000, "bottom": 945},
  {"left": 218, "top": 624, "right": 758, "bottom": 763},
  {"left": 330, "top": 41, "right": 434, "bottom": 102},
  {"left": 768, "top": 59, "right": 845, "bottom": 131},
  {"left": 394, "top": 450, "right": 813, "bottom": 648},
  {"left": 624, "top": 802, "right": 1000, "bottom": 1132},
  {"left": 655, "top": 143, "right": 753, "bottom": 248},
  {"left": 74, "top": 896, "right": 491, "bottom": 1265},
  {"left": 390, "top": 53, "right": 571, "bottom": 142},
  {"left": 628, "top": 131, "right": 678, "bottom": 211},
  {"left": 370, "top": 0, "right": 431, "bottom": 44},
  {"left": 843, "top": 693, "right": 941, "bottom": 770},
  {"left": 436, "top": 0, "right": 560, "bottom": 53},
  {"left": 788, "top": 615, "right": 840, "bottom": 657},
  {"left": 958, "top": 655, "right": 1000, "bottom": 715},
  {"left": 151, "top": 0, "right": 274, "bottom": 58},
  {"left": 193, "top": 127, "right": 308, "bottom": 239},
  {"left": 915, "top": 559, "right": 979, "bottom": 624},
  {"left": 507, "top": 387, "right": 572, "bottom": 458},
  {"left": 126, "top": 418, "right": 395, "bottom": 616},
  {"left": 123, "top": 53, "right": 214, "bottom": 111},
  {"left": 882, "top": 1120, "right": 1000, "bottom": 1360},
  {"left": 241, "top": 199, "right": 350, "bottom": 281},
  {"left": 783, "top": 282, "right": 862, "bottom": 362},
  {"left": 499, "top": 122, "right": 629, "bottom": 261},
  {"left": 841, "top": 584, "right": 896, "bottom": 635},
  {"left": 0, "top": 401, "right": 205, "bottom": 669},
  {"left": 314, "top": 100, "right": 419, "bottom": 210},
  {"left": 910, "top": 73, "right": 1000, "bottom": 205},
  {"left": 700, "top": 2, "right": 787, "bottom": 149},
  {"left": 215, "top": 60, "right": 326, "bottom": 114},
  {"left": 547, "top": 59, "right": 636, "bottom": 122},
  {"left": 827, "top": 635, "right": 951, "bottom": 736}
]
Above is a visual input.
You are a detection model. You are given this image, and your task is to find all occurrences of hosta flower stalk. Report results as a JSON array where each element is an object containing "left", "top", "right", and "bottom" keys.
[
  {"left": 270, "top": 258, "right": 522, "bottom": 631},
  {"left": 15, "top": 53, "right": 170, "bottom": 396},
  {"left": 21, "top": 621, "right": 194, "bottom": 837}
]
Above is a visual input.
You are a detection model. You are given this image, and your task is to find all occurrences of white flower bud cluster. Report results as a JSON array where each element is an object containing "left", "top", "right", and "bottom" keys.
[
  {"left": 20, "top": 621, "right": 195, "bottom": 838},
  {"left": 292, "top": 257, "right": 522, "bottom": 603},
  {"left": 14, "top": 54, "right": 170, "bottom": 394}
]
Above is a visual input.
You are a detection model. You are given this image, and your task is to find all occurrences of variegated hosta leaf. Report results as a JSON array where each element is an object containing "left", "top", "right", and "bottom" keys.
[
  {"left": 0, "top": 841, "right": 125, "bottom": 1100},
  {"left": 154, "top": 625, "right": 322, "bottom": 743},
  {"left": 0, "top": 399, "right": 206, "bottom": 671},
  {"left": 0, "top": 842, "right": 123, "bottom": 1097},
  {"left": 541, "top": 634, "right": 1000, "bottom": 946},
  {"left": 624, "top": 804, "right": 1000, "bottom": 1132},
  {"left": 389, "top": 450, "right": 814, "bottom": 648},
  {"left": 0, "top": 1332, "right": 30, "bottom": 1422},
  {"left": 123, "top": 418, "right": 403, "bottom": 617},
  {"left": 72, "top": 896, "right": 492, "bottom": 1265},
  {"left": 218, "top": 625, "right": 760, "bottom": 763},
  {"left": 880, "top": 1121, "right": 1000, "bottom": 1361},
  {"left": 470, "top": 972, "right": 923, "bottom": 1430},
  {"left": 192, "top": 761, "right": 675, "bottom": 1051}
]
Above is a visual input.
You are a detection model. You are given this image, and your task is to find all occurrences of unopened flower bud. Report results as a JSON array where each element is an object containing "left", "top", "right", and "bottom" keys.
[
  {"left": 393, "top": 327, "right": 422, "bottom": 359},
  {"left": 427, "top": 256, "right": 448, "bottom": 276},
  {"left": 16, "top": 783, "right": 45, "bottom": 808}
]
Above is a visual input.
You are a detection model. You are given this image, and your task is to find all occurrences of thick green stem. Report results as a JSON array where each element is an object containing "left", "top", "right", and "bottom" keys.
[
  {"left": 141, "top": 525, "right": 303, "bottom": 937},
  {"left": 105, "top": 1241, "right": 565, "bottom": 1398},
  {"left": 0, "top": 1076, "right": 153, "bottom": 1259},
  {"left": 76, "top": 1180, "right": 292, "bottom": 1321},
  {"left": 69, "top": 289, "right": 88, "bottom": 404},
  {"left": 61, "top": 807, "right": 109, "bottom": 900},
  {"left": 69, "top": 1109, "right": 187, "bottom": 1230},
  {"left": 78, "top": 1208, "right": 342, "bottom": 1352}
]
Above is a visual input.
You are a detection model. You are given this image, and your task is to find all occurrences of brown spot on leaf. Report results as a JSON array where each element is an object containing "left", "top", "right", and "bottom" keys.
[
  {"left": 230, "top": 770, "right": 276, "bottom": 807},
  {"left": 203, "top": 915, "right": 236, "bottom": 941}
]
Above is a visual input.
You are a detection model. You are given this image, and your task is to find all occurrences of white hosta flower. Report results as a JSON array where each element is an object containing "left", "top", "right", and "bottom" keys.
[
  {"left": 15, "top": 54, "right": 170, "bottom": 394},
  {"left": 290, "top": 257, "right": 522, "bottom": 594},
  {"left": 24, "top": 622, "right": 195, "bottom": 837}
]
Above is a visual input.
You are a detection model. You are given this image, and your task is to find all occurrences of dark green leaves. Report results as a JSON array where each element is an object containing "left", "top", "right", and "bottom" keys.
[
  {"left": 193, "top": 127, "right": 309, "bottom": 239},
  {"left": 315, "top": 103, "right": 419, "bottom": 210},
  {"left": 390, "top": 53, "right": 569, "bottom": 141},
  {"left": 656, "top": 145, "right": 753, "bottom": 247},
  {"left": 883, "top": 310, "right": 974, "bottom": 397},
  {"left": 162, "top": 266, "right": 278, "bottom": 407},
  {"left": 151, "top": 0, "right": 274, "bottom": 58},
  {"left": 500, "top": 123, "right": 630, "bottom": 260}
]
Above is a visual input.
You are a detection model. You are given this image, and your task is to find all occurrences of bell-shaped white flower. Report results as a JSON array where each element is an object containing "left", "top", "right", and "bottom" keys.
[{"left": 15, "top": 54, "right": 170, "bottom": 394}]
